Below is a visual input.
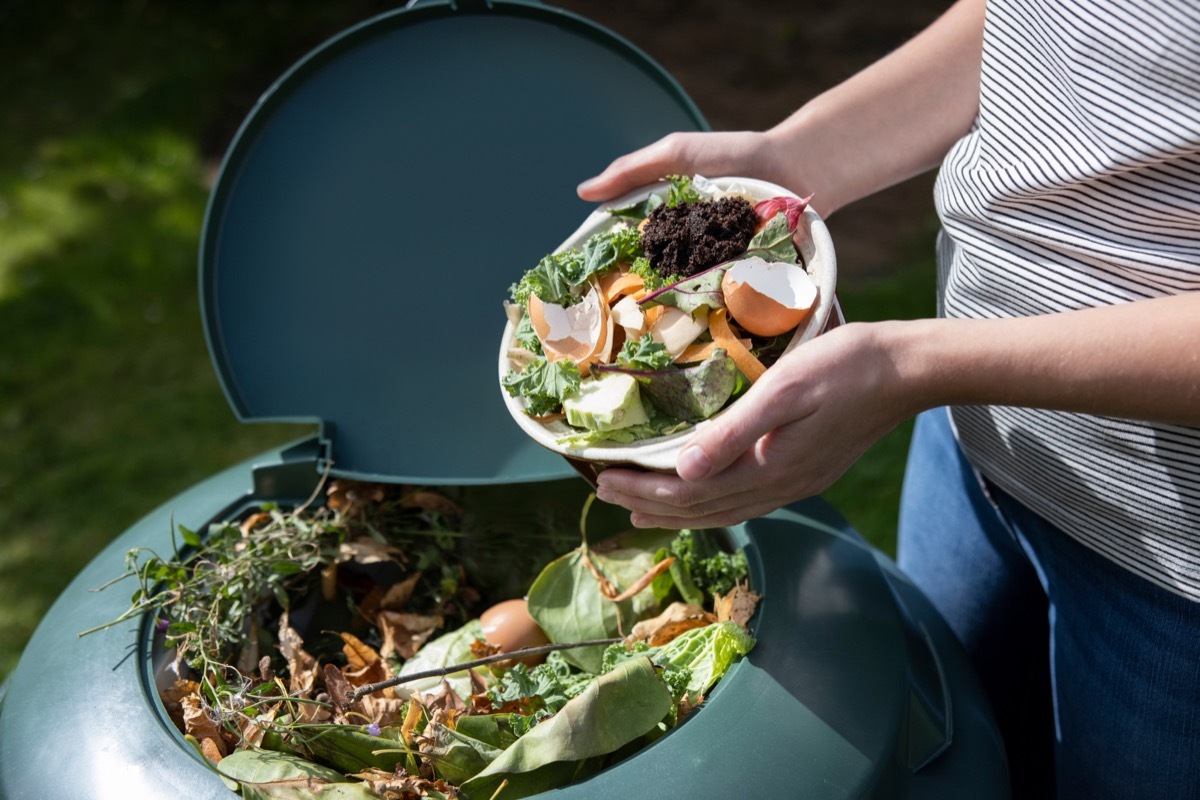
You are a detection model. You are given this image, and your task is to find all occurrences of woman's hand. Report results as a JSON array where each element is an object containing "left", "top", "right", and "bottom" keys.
[
  {"left": 576, "top": 130, "right": 800, "bottom": 204},
  {"left": 594, "top": 321, "right": 915, "bottom": 529}
]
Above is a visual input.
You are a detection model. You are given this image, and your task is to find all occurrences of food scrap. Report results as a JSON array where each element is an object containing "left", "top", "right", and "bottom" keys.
[
  {"left": 502, "top": 174, "right": 818, "bottom": 446},
  {"left": 95, "top": 479, "right": 760, "bottom": 800}
]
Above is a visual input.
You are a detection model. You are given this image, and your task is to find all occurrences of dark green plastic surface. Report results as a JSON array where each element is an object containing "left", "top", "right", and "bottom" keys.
[
  {"left": 0, "top": 442, "right": 1009, "bottom": 799},
  {"left": 199, "top": 0, "right": 706, "bottom": 485}
]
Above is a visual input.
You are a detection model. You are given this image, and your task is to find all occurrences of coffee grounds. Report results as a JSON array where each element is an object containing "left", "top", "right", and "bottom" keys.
[{"left": 641, "top": 196, "right": 758, "bottom": 278}]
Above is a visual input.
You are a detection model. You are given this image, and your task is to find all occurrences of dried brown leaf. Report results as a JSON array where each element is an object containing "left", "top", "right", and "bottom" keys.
[
  {"left": 324, "top": 663, "right": 359, "bottom": 724},
  {"left": 321, "top": 562, "right": 338, "bottom": 601},
  {"left": 161, "top": 679, "right": 201, "bottom": 734},
  {"left": 241, "top": 703, "right": 279, "bottom": 748},
  {"left": 626, "top": 602, "right": 715, "bottom": 647},
  {"left": 338, "top": 538, "right": 405, "bottom": 566},
  {"left": 327, "top": 480, "right": 387, "bottom": 516},
  {"left": 400, "top": 490, "right": 463, "bottom": 517},
  {"left": 360, "top": 694, "right": 410, "bottom": 728},
  {"left": 199, "top": 735, "right": 224, "bottom": 765},
  {"left": 181, "top": 692, "right": 228, "bottom": 760},
  {"left": 714, "top": 582, "right": 762, "bottom": 628},
  {"left": 350, "top": 767, "right": 460, "bottom": 800},
  {"left": 277, "top": 612, "right": 320, "bottom": 697},
  {"left": 235, "top": 619, "right": 260, "bottom": 677},
  {"left": 339, "top": 631, "right": 391, "bottom": 690},
  {"left": 400, "top": 697, "right": 424, "bottom": 746},
  {"left": 379, "top": 572, "right": 424, "bottom": 612},
  {"left": 238, "top": 511, "right": 272, "bottom": 537},
  {"left": 417, "top": 679, "right": 467, "bottom": 716},
  {"left": 378, "top": 610, "right": 444, "bottom": 661}
]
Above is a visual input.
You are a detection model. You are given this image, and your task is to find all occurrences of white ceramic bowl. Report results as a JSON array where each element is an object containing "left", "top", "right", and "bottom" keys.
[{"left": 498, "top": 176, "right": 837, "bottom": 473}]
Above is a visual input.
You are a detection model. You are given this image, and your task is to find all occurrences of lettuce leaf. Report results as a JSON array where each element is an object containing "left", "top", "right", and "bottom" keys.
[
  {"left": 460, "top": 658, "right": 673, "bottom": 800},
  {"left": 650, "top": 620, "right": 755, "bottom": 700}
]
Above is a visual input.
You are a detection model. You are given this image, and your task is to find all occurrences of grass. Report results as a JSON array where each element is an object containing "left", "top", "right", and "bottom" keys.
[{"left": 0, "top": 1, "right": 937, "bottom": 682}]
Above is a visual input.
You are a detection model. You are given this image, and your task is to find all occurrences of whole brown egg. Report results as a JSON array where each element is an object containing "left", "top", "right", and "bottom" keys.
[{"left": 479, "top": 598, "right": 552, "bottom": 666}]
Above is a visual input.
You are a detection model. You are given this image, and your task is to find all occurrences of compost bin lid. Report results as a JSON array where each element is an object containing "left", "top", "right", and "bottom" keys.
[{"left": 199, "top": 0, "right": 706, "bottom": 484}]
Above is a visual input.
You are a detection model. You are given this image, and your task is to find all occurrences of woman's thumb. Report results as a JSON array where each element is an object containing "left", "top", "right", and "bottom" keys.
[{"left": 676, "top": 391, "right": 781, "bottom": 480}]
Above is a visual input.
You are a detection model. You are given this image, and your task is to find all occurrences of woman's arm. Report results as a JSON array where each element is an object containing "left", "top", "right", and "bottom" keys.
[
  {"left": 595, "top": 292, "right": 1200, "bottom": 529},
  {"left": 578, "top": 0, "right": 987, "bottom": 216}
]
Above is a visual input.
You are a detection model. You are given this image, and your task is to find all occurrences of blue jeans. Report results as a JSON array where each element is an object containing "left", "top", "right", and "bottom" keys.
[{"left": 898, "top": 408, "right": 1200, "bottom": 800}]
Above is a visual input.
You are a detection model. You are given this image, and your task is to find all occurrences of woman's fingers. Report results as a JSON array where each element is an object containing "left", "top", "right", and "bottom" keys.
[{"left": 577, "top": 131, "right": 772, "bottom": 202}]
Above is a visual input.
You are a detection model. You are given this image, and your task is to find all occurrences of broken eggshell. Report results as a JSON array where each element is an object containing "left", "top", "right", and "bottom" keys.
[
  {"left": 498, "top": 176, "right": 837, "bottom": 472},
  {"left": 721, "top": 257, "right": 818, "bottom": 338},
  {"left": 527, "top": 283, "right": 614, "bottom": 375}
]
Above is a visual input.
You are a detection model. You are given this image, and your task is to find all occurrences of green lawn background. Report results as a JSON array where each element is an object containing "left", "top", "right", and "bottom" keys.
[{"left": 0, "top": 2, "right": 936, "bottom": 681}]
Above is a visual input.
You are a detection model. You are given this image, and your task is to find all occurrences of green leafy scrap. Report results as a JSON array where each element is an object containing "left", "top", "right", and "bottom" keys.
[
  {"left": 501, "top": 357, "right": 581, "bottom": 417},
  {"left": 460, "top": 658, "right": 674, "bottom": 800},
  {"left": 628, "top": 256, "right": 682, "bottom": 293},
  {"left": 511, "top": 227, "right": 643, "bottom": 307},
  {"left": 660, "top": 529, "right": 749, "bottom": 601},
  {"left": 745, "top": 212, "right": 800, "bottom": 264},
  {"left": 615, "top": 334, "right": 674, "bottom": 371},
  {"left": 486, "top": 662, "right": 572, "bottom": 718}
]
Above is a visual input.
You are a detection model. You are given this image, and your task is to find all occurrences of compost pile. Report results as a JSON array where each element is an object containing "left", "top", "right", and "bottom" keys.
[
  {"left": 104, "top": 478, "right": 759, "bottom": 800},
  {"left": 502, "top": 174, "right": 817, "bottom": 445}
]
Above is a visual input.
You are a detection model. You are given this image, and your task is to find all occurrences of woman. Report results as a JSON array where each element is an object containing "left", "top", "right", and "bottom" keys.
[{"left": 577, "top": 1, "right": 1200, "bottom": 797}]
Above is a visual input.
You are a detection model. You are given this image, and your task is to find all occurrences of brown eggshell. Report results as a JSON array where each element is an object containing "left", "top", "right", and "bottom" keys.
[
  {"left": 479, "top": 598, "right": 551, "bottom": 666},
  {"left": 721, "top": 257, "right": 817, "bottom": 337},
  {"left": 527, "top": 286, "right": 610, "bottom": 376}
]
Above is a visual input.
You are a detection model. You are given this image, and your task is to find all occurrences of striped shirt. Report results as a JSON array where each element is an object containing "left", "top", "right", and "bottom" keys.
[{"left": 934, "top": 0, "right": 1200, "bottom": 600}]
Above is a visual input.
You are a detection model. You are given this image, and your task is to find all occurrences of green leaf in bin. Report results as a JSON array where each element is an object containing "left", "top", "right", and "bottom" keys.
[
  {"left": 179, "top": 525, "right": 202, "bottom": 547},
  {"left": 460, "top": 658, "right": 674, "bottom": 800},
  {"left": 421, "top": 723, "right": 505, "bottom": 785},
  {"left": 294, "top": 724, "right": 411, "bottom": 775},
  {"left": 217, "top": 749, "right": 374, "bottom": 799},
  {"left": 526, "top": 529, "right": 672, "bottom": 673}
]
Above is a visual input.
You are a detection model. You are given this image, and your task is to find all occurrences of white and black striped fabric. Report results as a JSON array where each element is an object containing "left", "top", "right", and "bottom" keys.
[{"left": 934, "top": 0, "right": 1200, "bottom": 600}]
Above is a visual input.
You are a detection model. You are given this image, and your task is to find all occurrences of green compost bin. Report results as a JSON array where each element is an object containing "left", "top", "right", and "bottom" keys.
[{"left": 0, "top": 2, "right": 1010, "bottom": 798}]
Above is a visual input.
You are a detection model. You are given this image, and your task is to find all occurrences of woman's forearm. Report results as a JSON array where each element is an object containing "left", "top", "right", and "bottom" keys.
[
  {"left": 886, "top": 292, "right": 1200, "bottom": 426},
  {"left": 764, "top": 0, "right": 986, "bottom": 215}
]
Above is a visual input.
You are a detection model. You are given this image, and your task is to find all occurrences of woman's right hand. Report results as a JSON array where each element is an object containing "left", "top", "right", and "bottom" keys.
[{"left": 576, "top": 130, "right": 802, "bottom": 204}]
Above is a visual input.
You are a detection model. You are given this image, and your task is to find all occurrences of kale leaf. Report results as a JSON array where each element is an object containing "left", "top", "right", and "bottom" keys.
[{"left": 501, "top": 357, "right": 581, "bottom": 417}]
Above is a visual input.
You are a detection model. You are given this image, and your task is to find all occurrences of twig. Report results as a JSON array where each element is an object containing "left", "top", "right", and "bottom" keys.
[{"left": 348, "top": 638, "right": 622, "bottom": 703}]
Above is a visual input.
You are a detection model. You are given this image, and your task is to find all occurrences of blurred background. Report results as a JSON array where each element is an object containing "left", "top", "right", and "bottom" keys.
[{"left": 0, "top": 0, "right": 949, "bottom": 681}]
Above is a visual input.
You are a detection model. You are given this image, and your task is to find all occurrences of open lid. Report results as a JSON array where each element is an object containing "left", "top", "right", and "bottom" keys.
[{"left": 199, "top": 0, "right": 706, "bottom": 484}]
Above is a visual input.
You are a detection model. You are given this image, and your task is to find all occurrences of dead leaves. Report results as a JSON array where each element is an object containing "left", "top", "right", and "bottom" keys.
[
  {"left": 714, "top": 582, "right": 762, "bottom": 628},
  {"left": 378, "top": 612, "right": 444, "bottom": 662},
  {"left": 626, "top": 602, "right": 715, "bottom": 647},
  {"left": 625, "top": 583, "right": 761, "bottom": 647},
  {"left": 351, "top": 767, "right": 460, "bottom": 800}
]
